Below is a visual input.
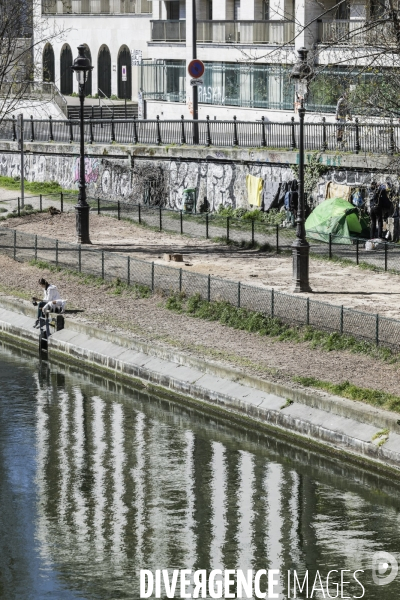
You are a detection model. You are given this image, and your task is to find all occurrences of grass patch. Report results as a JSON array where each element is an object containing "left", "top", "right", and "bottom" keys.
[
  {"left": 211, "top": 236, "right": 272, "bottom": 251},
  {"left": 294, "top": 376, "right": 400, "bottom": 412},
  {"left": 0, "top": 176, "right": 76, "bottom": 196},
  {"left": 165, "top": 292, "right": 395, "bottom": 362}
]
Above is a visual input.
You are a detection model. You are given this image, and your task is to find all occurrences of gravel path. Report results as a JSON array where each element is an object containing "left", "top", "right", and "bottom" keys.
[
  {"left": 0, "top": 253, "right": 399, "bottom": 397},
  {"left": 2, "top": 212, "right": 400, "bottom": 319}
]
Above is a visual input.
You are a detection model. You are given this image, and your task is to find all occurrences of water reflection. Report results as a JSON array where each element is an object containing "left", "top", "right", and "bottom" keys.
[{"left": 1, "top": 342, "right": 400, "bottom": 599}]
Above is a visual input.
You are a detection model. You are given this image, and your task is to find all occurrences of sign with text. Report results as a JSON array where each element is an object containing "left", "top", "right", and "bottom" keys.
[
  {"left": 131, "top": 49, "right": 142, "bottom": 66},
  {"left": 122, "top": 65, "right": 127, "bottom": 82}
]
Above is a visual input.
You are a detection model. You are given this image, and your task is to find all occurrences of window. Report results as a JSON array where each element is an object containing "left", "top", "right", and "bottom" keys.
[
  {"left": 234, "top": 0, "right": 240, "bottom": 20},
  {"left": 167, "top": 1, "right": 179, "bottom": 19},
  {"left": 208, "top": 0, "right": 212, "bottom": 20},
  {"left": 263, "top": 0, "right": 269, "bottom": 19}
]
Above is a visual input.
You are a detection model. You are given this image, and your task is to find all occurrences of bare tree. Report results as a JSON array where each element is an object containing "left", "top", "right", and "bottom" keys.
[{"left": 0, "top": 0, "right": 66, "bottom": 122}]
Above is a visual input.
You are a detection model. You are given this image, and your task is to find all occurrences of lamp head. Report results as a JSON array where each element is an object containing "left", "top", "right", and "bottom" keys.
[
  {"left": 71, "top": 45, "right": 93, "bottom": 84},
  {"left": 290, "top": 47, "right": 313, "bottom": 96}
]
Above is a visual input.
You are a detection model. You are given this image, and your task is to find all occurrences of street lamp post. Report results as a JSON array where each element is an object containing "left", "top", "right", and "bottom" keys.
[
  {"left": 71, "top": 45, "right": 93, "bottom": 245},
  {"left": 290, "top": 47, "right": 313, "bottom": 293},
  {"left": 192, "top": 0, "right": 199, "bottom": 144}
]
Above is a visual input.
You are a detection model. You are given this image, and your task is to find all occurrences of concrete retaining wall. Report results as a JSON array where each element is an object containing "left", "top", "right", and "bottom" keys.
[{"left": 1, "top": 296, "right": 400, "bottom": 476}]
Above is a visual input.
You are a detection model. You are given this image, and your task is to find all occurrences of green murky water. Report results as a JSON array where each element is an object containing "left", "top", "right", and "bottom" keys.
[{"left": 0, "top": 341, "right": 399, "bottom": 600}]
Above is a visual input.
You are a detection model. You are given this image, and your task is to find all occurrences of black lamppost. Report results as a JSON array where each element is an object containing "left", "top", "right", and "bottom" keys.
[
  {"left": 71, "top": 45, "right": 93, "bottom": 244},
  {"left": 290, "top": 47, "right": 313, "bottom": 293}
]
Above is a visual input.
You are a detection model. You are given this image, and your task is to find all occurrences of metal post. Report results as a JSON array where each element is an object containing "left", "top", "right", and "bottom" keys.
[
  {"left": 159, "top": 205, "right": 162, "bottom": 231},
  {"left": 30, "top": 115, "right": 34, "bottom": 142},
  {"left": 75, "top": 78, "right": 91, "bottom": 245},
  {"left": 39, "top": 194, "right": 43, "bottom": 212},
  {"left": 12, "top": 115, "right": 16, "bottom": 141},
  {"left": 101, "top": 250, "right": 105, "bottom": 279},
  {"left": 60, "top": 192, "right": 64, "bottom": 213},
  {"left": 355, "top": 118, "right": 360, "bottom": 154},
  {"left": 17, "top": 196, "right": 20, "bottom": 216},
  {"left": 56, "top": 239, "right": 59, "bottom": 267},
  {"left": 13, "top": 229, "right": 16, "bottom": 260},
  {"left": 389, "top": 118, "right": 395, "bottom": 156},
  {"left": 49, "top": 115, "right": 54, "bottom": 141},
  {"left": 340, "top": 305, "right": 344, "bottom": 334},
  {"left": 356, "top": 238, "right": 359, "bottom": 265},
  {"left": 306, "top": 297, "right": 310, "bottom": 325},
  {"left": 156, "top": 115, "right": 161, "bottom": 145},
  {"left": 238, "top": 282, "right": 241, "bottom": 308},
  {"left": 206, "top": 212, "right": 209, "bottom": 239},
  {"left": 233, "top": 116, "right": 238, "bottom": 146},
  {"left": 78, "top": 244, "right": 82, "bottom": 272},
  {"left": 133, "top": 115, "right": 138, "bottom": 144},
  {"left": 271, "top": 288, "right": 274, "bottom": 318},
  {"left": 97, "top": 197, "right": 100, "bottom": 215},
  {"left": 18, "top": 114, "right": 24, "bottom": 209},
  {"left": 127, "top": 256, "right": 130, "bottom": 285},
  {"left": 385, "top": 242, "right": 388, "bottom": 271},
  {"left": 180, "top": 115, "right": 186, "bottom": 145},
  {"left": 376, "top": 314, "right": 379, "bottom": 346},
  {"left": 206, "top": 115, "right": 211, "bottom": 147},
  {"left": 34, "top": 235, "right": 37, "bottom": 261},
  {"left": 252, "top": 219, "right": 255, "bottom": 247},
  {"left": 151, "top": 261, "right": 154, "bottom": 291},
  {"left": 111, "top": 113, "right": 115, "bottom": 142},
  {"left": 207, "top": 274, "right": 211, "bottom": 302},
  {"left": 292, "top": 98, "right": 312, "bottom": 292},
  {"left": 291, "top": 116, "right": 296, "bottom": 149},
  {"left": 276, "top": 224, "right": 279, "bottom": 253},
  {"left": 329, "top": 233, "right": 332, "bottom": 259},
  {"left": 69, "top": 119, "right": 73, "bottom": 143},
  {"left": 118, "top": 200, "right": 121, "bottom": 220},
  {"left": 138, "top": 202, "right": 141, "bottom": 224},
  {"left": 179, "top": 268, "right": 182, "bottom": 292},
  {"left": 180, "top": 210, "right": 183, "bottom": 234},
  {"left": 227, "top": 216, "right": 230, "bottom": 243},
  {"left": 192, "top": 0, "right": 199, "bottom": 145},
  {"left": 261, "top": 116, "right": 267, "bottom": 147},
  {"left": 322, "top": 116, "right": 327, "bottom": 151},
  {"left": 89, "top": 118, "right": 94, "bottom": 144}
]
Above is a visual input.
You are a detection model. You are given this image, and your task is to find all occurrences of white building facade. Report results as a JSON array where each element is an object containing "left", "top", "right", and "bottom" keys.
[{"left": 37, "top": 0, "right": 379, "bottom": 119}]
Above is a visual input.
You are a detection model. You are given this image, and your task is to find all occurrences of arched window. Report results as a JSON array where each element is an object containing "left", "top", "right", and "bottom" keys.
[
  {"left": 43, "top": 43, "right": 55, "bottom": 83},
  {"left": 98, "top": 45, "right": 111, "bottom": 98},
  {"left": 60, "top": 44, "right": 73, "bottom": 94},
  {"left": 117, "top": 45, "right": 131, "bottom": 100}
]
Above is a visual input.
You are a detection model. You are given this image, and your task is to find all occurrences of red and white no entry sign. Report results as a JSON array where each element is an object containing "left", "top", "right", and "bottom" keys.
[{"left": 188, "top": 59, "right": 205, "bottom": 79}]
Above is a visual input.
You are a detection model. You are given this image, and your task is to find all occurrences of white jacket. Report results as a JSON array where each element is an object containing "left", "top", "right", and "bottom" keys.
[{"left": 43, "top": 284, "right": 61, "bottom": 303}]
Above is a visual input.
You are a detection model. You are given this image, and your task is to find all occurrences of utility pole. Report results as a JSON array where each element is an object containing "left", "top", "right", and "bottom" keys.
[
  {"left": 192, "top": 0, "right": 199, "bottom": 144},
  {"left": 18, "top": 114, "right": 24, "bottom": 208}
]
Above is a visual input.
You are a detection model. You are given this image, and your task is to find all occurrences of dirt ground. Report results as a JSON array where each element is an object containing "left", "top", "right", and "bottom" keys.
[
  {"left": 3, "top": 212, "right": 400, "bottom": 319},
  {"left": 0, "top": 253, "right": 399, "bottom": 398}
]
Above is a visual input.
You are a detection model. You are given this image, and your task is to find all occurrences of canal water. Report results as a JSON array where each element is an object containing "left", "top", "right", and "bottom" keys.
[{"left": 1, "top": 341, "right": 400, "bottom": 600}]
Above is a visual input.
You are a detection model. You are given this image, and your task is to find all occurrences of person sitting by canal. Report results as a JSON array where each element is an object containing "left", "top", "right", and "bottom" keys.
[
  {"left": 335, "top": 92, "right": 352, "bottom": 143},
  {"left": 32, "top": 278, "right": 61, "bottom": 328}
]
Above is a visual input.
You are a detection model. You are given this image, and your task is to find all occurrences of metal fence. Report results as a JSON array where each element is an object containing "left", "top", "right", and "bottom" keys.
[
  {"left": 2, "top": 116, "right": 400, "bottom": 154},
  {"left": 1, "top": 225, "right": 400, "bottom": 351},
  {"left": 4, "top": 194, "right": 400, "bottom": 275}
]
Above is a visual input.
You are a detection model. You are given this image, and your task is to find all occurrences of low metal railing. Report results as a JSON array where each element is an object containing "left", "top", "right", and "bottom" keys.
[{"left": 1, "top": 116, "right": 399, "bottom": 155}]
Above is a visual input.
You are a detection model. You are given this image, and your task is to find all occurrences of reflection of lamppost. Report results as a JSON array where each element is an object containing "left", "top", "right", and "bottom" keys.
[
  {"left": 290, "top": 47, "right": 313, "bottom": 293},
  {"left": 71, "top": 45, "right": 93, "bottom": 244}
]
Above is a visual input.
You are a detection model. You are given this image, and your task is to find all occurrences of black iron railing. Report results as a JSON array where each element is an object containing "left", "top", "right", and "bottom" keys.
[{"left": 1, "top": 116, "right": 399, "bottom": 154}]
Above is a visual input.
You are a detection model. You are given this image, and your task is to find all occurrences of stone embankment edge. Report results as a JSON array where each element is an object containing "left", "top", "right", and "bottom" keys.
[{"left": 2, "top": 297, "right": 400, "bottom": 477}]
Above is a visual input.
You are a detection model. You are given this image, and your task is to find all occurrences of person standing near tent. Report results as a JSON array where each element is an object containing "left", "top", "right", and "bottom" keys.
[
  {"left": 336, "top": 93, "right": 352, "bottom": 144},
  {"left": 368, "top": 181, "right": 391, "bottom": 240}
]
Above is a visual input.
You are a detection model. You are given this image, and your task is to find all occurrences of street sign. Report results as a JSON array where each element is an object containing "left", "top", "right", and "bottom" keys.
[
  {"left": 122, "top": 65, "right": 127, "bottom": 82},
  {"left": 188, "top": 59, "right": 205, "bottom": 79},
  {"left": 131, "top": 49, "right": 142, "bottom": 66},
  {"left": 190, "top": 78, "right": 204, "bottom": 86}
]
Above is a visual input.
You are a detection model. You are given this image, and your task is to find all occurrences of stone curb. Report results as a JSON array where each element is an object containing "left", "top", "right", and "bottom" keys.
[{"left": 1, "top": 299, "right": 400, "bottom": 473}]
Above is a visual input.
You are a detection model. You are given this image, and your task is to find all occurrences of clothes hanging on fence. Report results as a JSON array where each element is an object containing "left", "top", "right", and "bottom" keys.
[
  {"left": 246, "top": 174, "right": 264, "bottom": 207},
  {"left": 325, "top": 181, "right": 351, "bottom": 201},
  {"left": 262, "top": 181, "right": 281, "bottom": 211}
]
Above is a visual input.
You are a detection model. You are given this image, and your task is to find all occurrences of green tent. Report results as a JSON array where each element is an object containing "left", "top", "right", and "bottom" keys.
[{"left": 306, "top": 197, "right": 365, "bottom": 245}]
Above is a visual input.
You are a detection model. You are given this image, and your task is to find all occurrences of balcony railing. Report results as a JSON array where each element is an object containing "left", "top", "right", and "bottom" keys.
[
  {"left": 318, "top": 19, "right": 398, "bottom": 45},
  {"left": 150, "top": 20, "right": 295, "bottom": 44},
  {"left": 151, "top": 20, "right": 186, "bottom": 42},
  {"left": 42, "top": 0, "right": 152, "bottom": 14}
]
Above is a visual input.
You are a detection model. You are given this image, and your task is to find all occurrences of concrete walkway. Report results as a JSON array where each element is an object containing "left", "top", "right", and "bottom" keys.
[{"left": 1, "top": 297, "right": 400, "bottom": 474}]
